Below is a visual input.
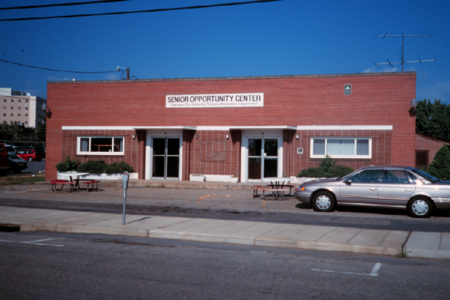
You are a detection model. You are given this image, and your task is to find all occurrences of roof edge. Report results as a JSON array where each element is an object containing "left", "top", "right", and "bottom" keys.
[{"left": 47, "top": 71, "right": 416, "bottom": 84}]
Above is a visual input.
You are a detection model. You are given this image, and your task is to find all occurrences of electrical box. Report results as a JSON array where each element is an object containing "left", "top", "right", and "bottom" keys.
[{"left": 297, "top": 148, "right": 303, "bottom": 154}]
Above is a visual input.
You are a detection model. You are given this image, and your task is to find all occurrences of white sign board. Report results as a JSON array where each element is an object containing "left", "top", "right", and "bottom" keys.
[
  {"left": 166, "top": 93, "right": 264, "bottom": 108},
  {"left": 297, "top": 148, "right": 303, "bottom": 154}
]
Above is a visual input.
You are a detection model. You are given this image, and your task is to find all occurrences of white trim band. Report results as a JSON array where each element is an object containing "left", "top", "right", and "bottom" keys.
[{"left": 62, "top": 125, "right": 393, "bottom": 131}]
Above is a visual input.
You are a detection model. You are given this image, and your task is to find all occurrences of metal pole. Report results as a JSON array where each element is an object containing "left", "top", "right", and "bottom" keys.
[
  {"left": 402, "top": 35, "right": 404, "bottom": 72},
  {"left": 122, "top": 189, "right": 127, "bottom": 225},
  {"left": 126, "top": 68, "right": 130, "bottom": 80}
]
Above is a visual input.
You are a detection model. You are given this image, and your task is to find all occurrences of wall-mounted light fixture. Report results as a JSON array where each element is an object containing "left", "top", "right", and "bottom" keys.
[
  {"left": 41, "top": 102, "right": 50, "bottom": 116},
  {"left": 296, "top": 134, "right": 299, "bottom": 140},
  {"left": 226, "top": 134, "right": 229, "bottom": 140},
  {"left": 410, "top": 98, "right": 418, "bottom": 112},
  {"left": 132, "top": 134, "right": 136, "bottom": 139}
]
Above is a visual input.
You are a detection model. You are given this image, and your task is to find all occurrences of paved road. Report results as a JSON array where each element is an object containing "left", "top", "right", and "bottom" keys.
[
  {"left": 0, "top": 231, "right": 449, "bottom": 299},
  {"left": 1, "top": 185, "right": 450, "bottom": 232},
  {"left": 24, "top": 158, "right": 45, "bottom": 174}
]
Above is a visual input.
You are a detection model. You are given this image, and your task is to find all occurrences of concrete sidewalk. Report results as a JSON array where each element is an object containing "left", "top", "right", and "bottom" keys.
[{"left": 1, "top": 206, "right": 450, "bottom": 260}]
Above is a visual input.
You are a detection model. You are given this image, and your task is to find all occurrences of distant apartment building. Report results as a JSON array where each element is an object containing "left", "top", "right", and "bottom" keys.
[{"left": 0, "top": 88, "right": 47, "bottom": 128}]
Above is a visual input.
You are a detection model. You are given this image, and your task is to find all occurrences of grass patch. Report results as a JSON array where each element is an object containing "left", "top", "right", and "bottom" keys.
[
  {"left": 0, "top": 174, "right": 46, "bottom": 186},
  {"left": 395, "top": 248, "right": 409, "bottom": 258}
]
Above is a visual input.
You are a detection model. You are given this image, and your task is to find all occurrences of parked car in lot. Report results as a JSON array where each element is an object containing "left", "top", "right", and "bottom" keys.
[
  {"left": 294, "top": 166, "right": 450, "bottom": 218},
  {"left": 8, "top": 154, "right": 27, "bottom": 173},
  {"left": 16, "top": 149, "right": 45, "bottom": 162},
  {"left": 5, "top": 145, "right": 18, "bottom": 155},
  {"left": 0, "top": 143, "right": 9, "bottom": 175}
]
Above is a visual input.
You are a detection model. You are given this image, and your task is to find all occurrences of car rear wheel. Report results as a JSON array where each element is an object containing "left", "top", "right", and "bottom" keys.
[
  {"left": 27, "top": 157, "right": 33, "bottom": 162},
  {"left": 312, "top": 191, "right": 336, "bottom": 212},
  {"left": 408, "top": 197, "right": 433, "bottom": 218}
]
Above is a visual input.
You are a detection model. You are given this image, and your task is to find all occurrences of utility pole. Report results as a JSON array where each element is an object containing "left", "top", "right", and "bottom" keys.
[{"left": 373, "top": 33, "right": 436, "bottom": 71}]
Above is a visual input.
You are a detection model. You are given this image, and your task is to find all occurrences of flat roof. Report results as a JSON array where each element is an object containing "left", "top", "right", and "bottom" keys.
[{"left": 48, "top": 71, "right": 416, "bottom": 84}]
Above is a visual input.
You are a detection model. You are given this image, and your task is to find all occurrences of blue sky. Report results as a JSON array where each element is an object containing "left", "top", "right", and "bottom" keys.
[{"left": 0, "top": 0, "right": 449, "bottom": 103}]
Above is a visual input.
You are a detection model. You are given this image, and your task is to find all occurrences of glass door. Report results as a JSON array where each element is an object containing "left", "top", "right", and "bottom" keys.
[
  {"left": 248, "top": 138, "right": 278, "bottom": 180},
  {"left": 152, "top": 138, "right": 180, "bottom": 179}
]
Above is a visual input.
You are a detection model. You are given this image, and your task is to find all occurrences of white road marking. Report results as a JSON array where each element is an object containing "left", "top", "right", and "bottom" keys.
[
  {"left": 0, "top": 237, "right": 65, "bottom": 247},
  {"left": 312, "top": 263, "right": 382, "bottom": 277},
  {"left": 370, "top": 263, "right": 382, "bottom": 276}
]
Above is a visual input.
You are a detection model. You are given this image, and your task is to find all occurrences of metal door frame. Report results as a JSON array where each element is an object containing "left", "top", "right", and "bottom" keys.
[
  {"left": 152, "top": 137, "right": 181, "bottom": 180},
  {"left": 248, "top": 137, "right": 279, "bottom": 180}
]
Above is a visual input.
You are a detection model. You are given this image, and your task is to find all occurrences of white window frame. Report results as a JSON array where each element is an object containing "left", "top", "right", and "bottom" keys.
[
  {"left": 310, "top": 137, "right": 372, "bottom": 159},
  {"left": 77, "top": 136, "right": 125, "bottom": 155}
]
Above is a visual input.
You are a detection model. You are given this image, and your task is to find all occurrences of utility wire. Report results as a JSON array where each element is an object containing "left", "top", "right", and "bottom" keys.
[
  {"left": 0, "top": 0, "right": 129, "bottom": 11},
  {"left": 0, "top": 0, "right": 280, "bottom": 22},
  {"left": 0, "top": 58, "right": 116, "bottom": 73}
]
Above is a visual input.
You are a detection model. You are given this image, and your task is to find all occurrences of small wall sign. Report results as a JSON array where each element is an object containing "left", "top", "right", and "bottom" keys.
[{"left": 297, "top": 148, "right": 303, "bottom": 154}]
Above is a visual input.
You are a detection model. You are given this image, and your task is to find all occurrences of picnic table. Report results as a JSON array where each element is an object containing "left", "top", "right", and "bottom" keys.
[{"left": 251, "top": 179, "right": 295, "bottom": 200}]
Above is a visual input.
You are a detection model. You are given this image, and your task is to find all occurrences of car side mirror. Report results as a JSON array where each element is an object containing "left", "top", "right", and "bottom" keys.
[{"left": 344, "top": 178, "right": 352, "bottom": 185}]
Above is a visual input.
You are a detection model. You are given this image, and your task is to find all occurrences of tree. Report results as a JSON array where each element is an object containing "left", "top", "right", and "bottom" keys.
[
  {"left": 416, "top": 99, "right": 450, "bottom": 141},
  {"left": 427, "top": 145, "right": 450, "bottom": 180}
]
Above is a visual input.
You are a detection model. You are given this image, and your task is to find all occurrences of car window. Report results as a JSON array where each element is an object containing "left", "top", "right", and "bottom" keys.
[
  {"left": 18, "top": 150, "right": 25, "bottom": 154},
  {"left": 351, "top": 170, "right": 381, "bottom": 183},
  {"left": 409, "top": 168, "right": 440, "bottom": 183},
  {"left": 382, "top": 170, "right": 411, "bottom": 184}
]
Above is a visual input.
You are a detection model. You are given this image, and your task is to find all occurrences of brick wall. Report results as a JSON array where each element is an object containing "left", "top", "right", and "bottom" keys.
[
  {"left": 47, "top": 72, "right": 416, "bottom": 180},
  {"left": 283, "top": 129, "right": 392, "bottom": 177},
  {"left": 59, "top": 130, "right": 142, "bottom": 178}
]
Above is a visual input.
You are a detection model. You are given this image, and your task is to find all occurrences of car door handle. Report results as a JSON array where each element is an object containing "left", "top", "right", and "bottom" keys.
[
  {"left": 369, "top": 188, "right": 377, "bottom": 191},
  {"left": 405, "top": 189, "right": 412, "bottom": 192}
]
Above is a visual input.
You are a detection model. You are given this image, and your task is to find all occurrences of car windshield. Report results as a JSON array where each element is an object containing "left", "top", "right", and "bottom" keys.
[
  {"left": 338, "top": 169, "right": 360, "bottom": 181},
  {"left": 408, "top": 168, "right": 440, "bottom": 183},
  {"left": 8, "top": 155, "right": 20, "bottom": 159}
]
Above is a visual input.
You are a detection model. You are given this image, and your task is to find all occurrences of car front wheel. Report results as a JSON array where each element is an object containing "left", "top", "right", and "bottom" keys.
[
  {"left": 27, "top": 157, "right": 33, "bottom": 162},
  {"left": 408, "top": 197, "right": 433, "bottom": 218},
  {"left": 312, "top": 191, "right": 336, "bottom": 212}
]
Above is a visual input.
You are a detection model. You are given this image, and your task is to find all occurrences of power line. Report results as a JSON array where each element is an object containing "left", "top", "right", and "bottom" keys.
[
  {"left": 0, "top": 0, "right": 129, "bottom": 11},
  {"left": 0, "top": 58, "right": 116, "bottom": 74},
  {"left": 0, "top": 0, "right": 281, "bottom": 22}
]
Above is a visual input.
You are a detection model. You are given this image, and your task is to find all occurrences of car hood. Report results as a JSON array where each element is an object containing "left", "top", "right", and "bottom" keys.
[
  {"left": 9, "top": 158, "right": 26, "bottom": 163},
  {"left": 302, "top": 178, "right": 340, "bottom": 185},
  {"left": 430, "top": 181, "right": 450, "bottom": 186}
]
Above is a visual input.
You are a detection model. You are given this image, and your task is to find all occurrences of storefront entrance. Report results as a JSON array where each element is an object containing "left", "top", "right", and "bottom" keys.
[
  {"left": 248, "top": 138, "right": 278, "bottom": 180},
  {"left": 152, "top": 137, "right": 180, "bottom": 179}
]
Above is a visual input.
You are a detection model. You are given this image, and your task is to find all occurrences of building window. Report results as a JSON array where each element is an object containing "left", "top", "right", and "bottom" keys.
[
  {"left": 77, "top": 137, "right": 124, "bottom": 155},
  {"left": 11, "top": 99, "right": 13, "bottom": 102},
  {"left": 2, "top": 113, "right": 5, "bottom": 116},
  {"left": 10, "top": 121, "right": 13, "bottom": 125},
  {"left": 11, "top": 107, "right": 13, "bottom": 109},
  {"left": 18, "top": 106, "right": 21, "bottom": 110},
  {"left": 10, "top": 113, "right": 13, "bottom": 117},
  {"left": 25, "top": 114, "right": 28, "bottom": 117},
  {"left": 18, "top": 99, "right": 21, "bottom": 103},
  {"left": 26, "top": 106, "right": 28, "bottom": 110},
  {"left": 18, "top": 114, "right": 21, "bottom": 117},
  {"left": 310, "top": 137, "right": 371, "bottom": 159},
  {"left": 25, "top": 121, "right": 28, "bottom": 124},
  {"left": 26, "top": 100, "right": 28, "bottom": 103},
  {"left": 3, "top": 99, "right": 5, "bottom": 102}
]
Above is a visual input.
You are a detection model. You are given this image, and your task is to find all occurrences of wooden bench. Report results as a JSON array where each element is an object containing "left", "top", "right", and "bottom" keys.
[
  {"left": 81, "top": 180, "right": 99, "bottom": 192},
  {"left": 51, "top": 180, "right": 75, "bottom": 192}
]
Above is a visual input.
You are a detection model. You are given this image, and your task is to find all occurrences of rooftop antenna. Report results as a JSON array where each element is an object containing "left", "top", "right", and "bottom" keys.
[
  {"left": 373, "top": 33, "right": 436, "bottom": 71},
  {"left": 116, "top": 65, "right": 130, "bottom": 80}
]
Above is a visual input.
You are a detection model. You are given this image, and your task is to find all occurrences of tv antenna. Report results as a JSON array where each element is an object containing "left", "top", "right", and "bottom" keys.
[{"left": 373, "top": 33, "right": 436, "bottom": 71}]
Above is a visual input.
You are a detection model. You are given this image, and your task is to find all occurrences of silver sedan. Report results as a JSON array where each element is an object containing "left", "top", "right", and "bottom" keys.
[{"left": 294, "top": 166, "right": 450, "bottom": 218}]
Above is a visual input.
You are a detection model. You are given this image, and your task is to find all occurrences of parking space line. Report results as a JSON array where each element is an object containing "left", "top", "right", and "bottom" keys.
[
  {"left": 0, "top": 237, "right": 65, "bottom": 247},
  {"left": 312, "top": 263, "right": 382, "bottom": 277}
]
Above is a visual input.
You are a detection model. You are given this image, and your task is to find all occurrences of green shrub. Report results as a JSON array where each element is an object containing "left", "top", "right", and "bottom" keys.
[
  {"left": 105, "top": 161, "right": 135, "bottom": 174},
  {"left": 298, "top": 155, "right": 354, "bottom": 178},
  {"left": 427, "top": 145, "right": 450, "bottom": 180},
  {"left": 55, "top": 156, "right": 79, "bottom": 171},
  {"left": 77, "top": 159, "right": 109, "bottom": 174}
]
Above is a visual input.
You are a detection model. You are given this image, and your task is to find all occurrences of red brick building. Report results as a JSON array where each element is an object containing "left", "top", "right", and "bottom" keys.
[
  {"left": 46, "top": 72, "right": 416, "bottom": 182},
  {"left": 415, "top": 133, "right": 450, "bottom": 168}
]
